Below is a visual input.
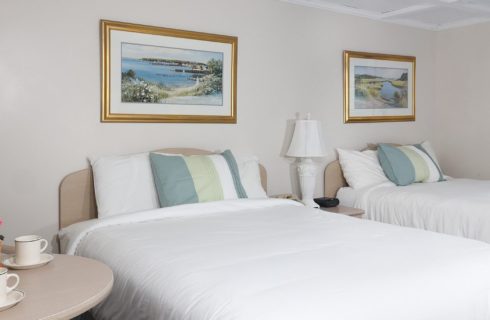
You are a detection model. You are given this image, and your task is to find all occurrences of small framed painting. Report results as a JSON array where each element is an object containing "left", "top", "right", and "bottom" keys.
[
  {"left": 343, "top": 51, "right": 416, "bottom": 123},
  {"left": 101, "top": 20, "right": 237, "bottom": 123}
]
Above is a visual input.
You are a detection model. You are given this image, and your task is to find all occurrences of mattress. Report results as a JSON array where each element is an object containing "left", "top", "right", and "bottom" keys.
[
  {"left": 338, "top": 179, "right": 490, "bottom": 243},
  {"left": 59, "top": 198, "right": 490, "bottom": 320}
]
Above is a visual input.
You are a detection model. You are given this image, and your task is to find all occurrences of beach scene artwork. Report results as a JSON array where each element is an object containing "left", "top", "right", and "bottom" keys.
[
  {"left": 121, "top": 43, "right": 224, "bottom": 106},
  {"left": 354, "top": 66, "right": 408, "bottom": 109}
]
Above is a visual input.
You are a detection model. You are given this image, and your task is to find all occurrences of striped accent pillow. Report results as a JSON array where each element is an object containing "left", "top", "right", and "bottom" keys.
[
  {"left": 149, "top": 150, "right": 247, "bottom": 207},
  {"left": 378, "top": 143, "right": 445, "bottom": 186}
]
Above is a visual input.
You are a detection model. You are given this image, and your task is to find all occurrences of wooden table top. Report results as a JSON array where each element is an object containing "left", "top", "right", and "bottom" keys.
[
  {"left": 320, "top": 205, "right": 365, "bottom": 216},
  {"left": 0, "top": 253, "right": 113, "bottom": 320}
]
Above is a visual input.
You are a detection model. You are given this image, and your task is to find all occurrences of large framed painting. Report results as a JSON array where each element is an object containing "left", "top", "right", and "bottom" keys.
[
  {"left": 101, "top": 20, "right": 237, "bottom": 123},
  {"left": 343, "top": 51, "right": 416, "bottom": 123}
]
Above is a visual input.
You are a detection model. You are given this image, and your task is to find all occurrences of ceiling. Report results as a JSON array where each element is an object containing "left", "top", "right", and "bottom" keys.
[{"left": 282, "top": 0, "right": 490, "bottom": 30}]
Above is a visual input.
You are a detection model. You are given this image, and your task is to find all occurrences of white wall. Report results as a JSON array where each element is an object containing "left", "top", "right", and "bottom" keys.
[
  {"left": 434, "top": 22, "right": 490, "bottom": 179},
  {"left": 0, "top": 0, "right": 436, "bottom": 247}
]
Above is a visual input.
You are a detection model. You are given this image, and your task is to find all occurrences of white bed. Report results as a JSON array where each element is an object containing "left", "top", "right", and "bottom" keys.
[
  {"left": 60, "top": 198, "right": 490, "bottom": 320},
  {"left": 337, "top": 179, "right": 490, "bottom": 243}
]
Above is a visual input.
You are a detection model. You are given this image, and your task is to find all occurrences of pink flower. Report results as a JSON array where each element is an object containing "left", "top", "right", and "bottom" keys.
[{"left": 0, "top": 218, "right": 3, "bottom": 226}]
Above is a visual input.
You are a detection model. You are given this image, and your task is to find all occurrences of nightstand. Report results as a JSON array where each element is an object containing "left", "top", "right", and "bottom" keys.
[
  {"left": 0, "top": 246, "right": 113, "bottom": 320},
  {"left": 270, "top": 194, "right": 301, "bottom": 201},
  {"left": 319, "top": 205, "right": 365, "bottom": 218}
]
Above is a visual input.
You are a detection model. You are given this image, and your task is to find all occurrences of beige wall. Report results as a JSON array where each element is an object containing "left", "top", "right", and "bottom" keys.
[
  {"left": 434, "top": 22, "right": 490, "bottom": 179},
  {"left": 0, "top": 0, "right": 436, "bottom": 246}
]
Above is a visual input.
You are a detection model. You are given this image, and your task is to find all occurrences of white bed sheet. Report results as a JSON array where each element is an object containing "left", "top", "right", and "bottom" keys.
[
  {"left": 60, "top": 198, "right": 490, "bottom": 320},
  {"left": 337, "top": 186, "right": 360, "bottom": 207},
  {"left": 341, "top": 179, "right": 490, "bottom": 243}
]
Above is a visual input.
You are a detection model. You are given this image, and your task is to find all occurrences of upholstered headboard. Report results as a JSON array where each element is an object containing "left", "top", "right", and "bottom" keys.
[
  {"left": 59, "top": 148, "right": 267, "bottom": 229},
  {"left": 324, "top": 160, "right": 347, "bottom": 198}
]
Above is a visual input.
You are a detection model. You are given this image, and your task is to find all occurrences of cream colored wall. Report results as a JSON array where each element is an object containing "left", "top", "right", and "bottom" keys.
[
  {"left": 434, "top": 22, "right": 490, "bottom": 179},
  {"left": 0, "top": 0, "right": 436, "bottom": 246}
]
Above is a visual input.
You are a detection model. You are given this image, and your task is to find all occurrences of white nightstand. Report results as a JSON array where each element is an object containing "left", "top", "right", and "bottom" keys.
[{"left": 319, "top": 205, "right": 365, "bottom": 218}]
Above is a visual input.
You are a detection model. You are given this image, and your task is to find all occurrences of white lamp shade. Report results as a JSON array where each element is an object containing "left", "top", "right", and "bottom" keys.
[{"left": 286, "top": 119, "right": 327, "bottom": 158}]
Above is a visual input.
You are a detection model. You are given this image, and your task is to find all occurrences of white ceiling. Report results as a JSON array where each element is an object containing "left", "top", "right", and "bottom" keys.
[{"left": 282, "top": 0, "right": 490, "bottom": 30}]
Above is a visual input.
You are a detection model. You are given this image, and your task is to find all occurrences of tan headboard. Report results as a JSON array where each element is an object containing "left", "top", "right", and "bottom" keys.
[
  {"left": 324, "top": 160, "right": 347, "bottom": 198},
  {"left": 59, "top": 148, "right": 267, "bottom": 229}
]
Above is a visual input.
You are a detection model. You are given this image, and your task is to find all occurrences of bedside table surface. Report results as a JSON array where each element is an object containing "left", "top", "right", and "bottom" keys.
[
  {"left": 0, "top": 254, "right": 113, "bottom": 320},
  {"left": 320, "top": 205, "right": 364, "bottom": 216}
]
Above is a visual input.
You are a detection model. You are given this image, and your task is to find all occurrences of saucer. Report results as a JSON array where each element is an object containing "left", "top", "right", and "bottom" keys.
[
  {"left": 3, "top": 254, "right": 54, "bottom": 270},
  {"left": 0, "top": 290, "right": 24, "bottom": 312}
]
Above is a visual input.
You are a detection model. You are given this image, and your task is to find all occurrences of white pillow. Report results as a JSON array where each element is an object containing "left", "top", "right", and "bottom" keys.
[
  {"left": 337, "top": 149, "right": 391, "bottom": 189},
  {"left": 90, "top": 152, "right": 159, "bottom": 218},
  {"left": 236, "top": 156, "right": 267, "bottom": 199}
]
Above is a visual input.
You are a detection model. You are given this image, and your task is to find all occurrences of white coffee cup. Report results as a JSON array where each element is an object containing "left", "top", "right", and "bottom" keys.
[
  {"left": 0, "top": 267, "right": 19, "bottom": 305},
  {"left": 15, "top": 235, "right": 48, "bottom": 266}
]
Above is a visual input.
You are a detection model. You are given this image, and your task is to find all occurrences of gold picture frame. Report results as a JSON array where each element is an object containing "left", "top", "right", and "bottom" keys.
[
  {"left": 101, "top": 20, "right": 238, "bottom": 123},
  {"left": 344, "top": 51, "right": 416, "bottom": 123}
]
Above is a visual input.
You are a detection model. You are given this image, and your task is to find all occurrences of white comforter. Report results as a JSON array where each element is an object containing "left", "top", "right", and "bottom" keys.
[
  {"left": 338, "top": 179, "right": 490, "bottom": 243},
  {"left": 60, "top": 199, "right": 490, "bottom": 320}
]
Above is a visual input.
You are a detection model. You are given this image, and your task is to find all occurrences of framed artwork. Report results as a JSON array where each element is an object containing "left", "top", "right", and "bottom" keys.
[
  {"left": 101, "top": 20, "right": 237, "bottom": 123},
  {"left": 343, "top": 51, "right": 416, "bottom": 123}
]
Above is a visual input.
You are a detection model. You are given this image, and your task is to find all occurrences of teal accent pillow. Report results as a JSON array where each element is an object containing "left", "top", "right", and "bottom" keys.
[
  {"left": 221, "top": 150, "right": 248, "bottom": 198},
  {"left": 377, "top": 144, "right": 415, "bottom": 186},
  {"left": 149, "top": 150, "right": 247, "bottom": 207},
  {"left": 150, "top": 154, "right": 199, "bottom": 207},
  {"left": 377, "top": 143, "right": 445, "bottom": 186},
  {"left": 414, "top": 144, "right": 445, "bottom": 182}
]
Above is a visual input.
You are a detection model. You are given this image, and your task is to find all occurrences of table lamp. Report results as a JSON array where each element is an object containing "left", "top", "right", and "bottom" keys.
[{"left": 286, "top": 113, "right": 327, "bottom": 207}]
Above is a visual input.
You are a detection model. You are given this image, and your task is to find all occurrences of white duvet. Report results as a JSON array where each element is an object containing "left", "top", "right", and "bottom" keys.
[
  {"left": 60, "top": 199, "right": 490, "bottom": 320},
  {"left": 338, "top": 179, "right": 490, "bottom": 243}
]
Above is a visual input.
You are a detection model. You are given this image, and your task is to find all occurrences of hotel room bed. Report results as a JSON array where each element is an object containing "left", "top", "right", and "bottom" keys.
[
  {"left": 325, "top": 153, "right": 490, "bottom": 244},
  {"left": 337, "top": 179, "right": 490, "bottom": 243},
  {"left": 60, "top": 198, "right": 490, "bottom": 320},
  {"left": 58, "top": 148, "right": 490, "bottom": 320}
]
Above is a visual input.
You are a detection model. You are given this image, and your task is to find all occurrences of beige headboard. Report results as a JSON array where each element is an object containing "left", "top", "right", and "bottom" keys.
[
  {"left": 324, "top": 160, "right": 347, "bottom": 198},
  {"left": 59, "top": 148, "right": 267, "bottom": 229}
]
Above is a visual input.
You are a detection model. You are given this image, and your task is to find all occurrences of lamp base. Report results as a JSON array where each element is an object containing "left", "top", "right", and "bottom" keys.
[
  {"left": 301, "top": 198, "right": 320, "bottom": 208},
  {"left": 297, "top": 158, "right": 319, "bottom": 208}
]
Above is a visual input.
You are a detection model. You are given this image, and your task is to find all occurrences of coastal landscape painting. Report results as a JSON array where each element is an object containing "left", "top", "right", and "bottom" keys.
[
  {"left": 121, "top": 43, "right": 224, "bottom": 106},
  {"left": 354, "top": 66, "right": 408, "bottom": 109},
  {"left": 344, "top": 51, "right": 415, "bottom": 123},
  {"left": 101, "top": 20, "right": 237, "bottom": 123}
]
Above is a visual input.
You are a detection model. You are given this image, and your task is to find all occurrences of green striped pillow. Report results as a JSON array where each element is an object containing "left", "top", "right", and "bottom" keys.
[
  {"left": 378, "top": 143, "right": 445, "bottom": 186},
  {"left": 149, "top": 150, "right": 247, "bottom": 207}
]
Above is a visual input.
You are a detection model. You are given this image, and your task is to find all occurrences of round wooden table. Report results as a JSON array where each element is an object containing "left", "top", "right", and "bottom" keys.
[{"left": 0, "top": 253, "right": 113, "bottom": 320}]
